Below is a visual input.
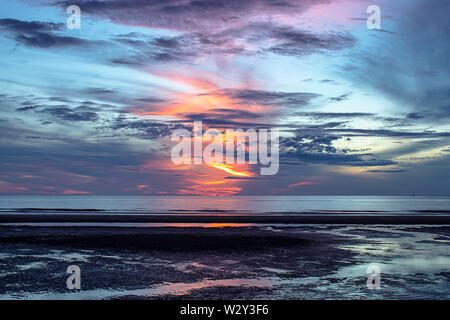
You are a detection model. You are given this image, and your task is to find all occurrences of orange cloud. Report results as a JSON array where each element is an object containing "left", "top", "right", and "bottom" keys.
[
  {"left": 133, "top": 69, "right": 270, "bottom": 195},
  {"left": 140, "top": 157, "right": 250, "bottom": 196},
  {"left": 210, "top": 163, "right": 252, "bottom": 177},
  {"left": 130, "top": 69, "right": 270, "bottom": 120},
  {"left": 288, "top": 181, "right": 318, "bottom": 188},
  {"left": 62, "top": 189, "right": 93, "bottom": 195}
]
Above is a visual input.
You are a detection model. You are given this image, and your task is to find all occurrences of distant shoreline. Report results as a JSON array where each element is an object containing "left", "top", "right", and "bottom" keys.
[{"left": 1, "top": 213, "right": 450, "bottom": 224}]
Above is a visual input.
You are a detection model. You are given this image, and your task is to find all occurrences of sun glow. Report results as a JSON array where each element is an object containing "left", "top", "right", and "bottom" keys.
[{"left": 210, "top": 163, "right": 252, "bottom": 177}]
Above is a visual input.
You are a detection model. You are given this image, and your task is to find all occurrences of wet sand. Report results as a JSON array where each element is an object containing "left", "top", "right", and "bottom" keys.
[
  {"left": 1, "top": 224, "right": 449, "bottom": 299},
  {"left": 0, "top": 226, "right": 312, "bottom": 251},
  {"left": 0, "top": 225, "right": 345, "bottom": 299}
]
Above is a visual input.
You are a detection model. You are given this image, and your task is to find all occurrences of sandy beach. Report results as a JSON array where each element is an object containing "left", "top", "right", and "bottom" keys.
[
  {"left": 1, "top": 223, "right": 449, "bottom": 299},
  {"left": 1, "top": 196, "right": 449, "bottom": 299}
]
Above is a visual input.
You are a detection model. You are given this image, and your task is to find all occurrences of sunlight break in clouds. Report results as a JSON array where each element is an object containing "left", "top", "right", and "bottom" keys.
[{"left": 0, "top": 0, "right": 448, "bottom": 195}]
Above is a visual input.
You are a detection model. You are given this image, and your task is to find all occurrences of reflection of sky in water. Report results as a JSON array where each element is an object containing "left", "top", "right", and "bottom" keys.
[
  {"left": 334, "top": 226, "right": 450, "bottom": 277},
  {"left": 0, "top": 278, "right": 276, "bottom": 300},
  {"left": 339, "top": 257, "right": 450, "bottom": 276},
  {"left": 0, "top": 223, "right": 254, "bottom": 228}
]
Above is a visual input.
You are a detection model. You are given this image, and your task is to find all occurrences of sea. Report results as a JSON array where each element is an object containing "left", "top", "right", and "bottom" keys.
[{"left": 1, "top": 195, "right": 450, "bottom": 215}]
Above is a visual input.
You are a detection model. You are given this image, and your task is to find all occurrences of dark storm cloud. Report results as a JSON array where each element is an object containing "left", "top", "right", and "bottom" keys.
[
  {"left": 28, "top": 0, "right": 355, "bottom": 65},
  {"left": 134, "top": 97, "right": 167, "bottom": 104},
  {"left": 11, "top": 94, "right": 101, "bottom": 122},
  {"left": 110, "top": 33, "right": 201, "bottom": 65},
  {"left": 281, "top": 135, "right": 341, "bottom": 154},
  {"left": 179, "top": 109, "right": 264, "bottom": 122},
  {"left": 111, "top": 116, "right": 182, "bottom": 140},
  {"left": 50, "top": 0, "right": 325, "bottom": 32},
  {"left": 109, "top": 24, "right": 355, "bottom": 66},
  {"left": 16, "top": 105, "right": 40, "bottom": 112},
  {"left": 111, "top": 31, "right": 244, "bottom": 66},
  {"left": 280, "top": 134, "right": 397, "bottom": 167},
  {"left": 48, "top": 97, "right": 72, "bottom": 102},
  {"left": 406, "top": 113, "right": 424, "bottom": 120},
  {"left": 367, "top": 169, "right": 407, "bottom": 173},
  {"left": 295, "top": 112, "right": 374, "bottom": 119},
  {"left": 329, "top": 93, "right": 351, "bottom": 102},
  {"left": 219, "top": 89, "right": 320, "bottom": 108},
  {"left": 13, "top": 31, "right": 88, "bottom": 48},
  {"left": 0, "top": 18, "right": 63, "bottom": 32},
  {"left": 152, "top": 34, "right": 244, "bottom": 56},
  {"left": 39, "top": 106, "right": 100, "bottom": 122},
  {"left": 14, "top": 95, "right": 122, "bottom": 115},
  {"left": 266, "top": 27, "right": 355, "bottom": 57},
  {"left": 211, "top": 109, "right": 264, "bottom": 119},
  {"left": 329, "top": 128, "right": 450, "bottom": 139},
  {"left": 0, "top": 18, "right": 93, "bottom": 48},
  {"left": 83, "top": 88, "right": 118, "bottom": 95}
]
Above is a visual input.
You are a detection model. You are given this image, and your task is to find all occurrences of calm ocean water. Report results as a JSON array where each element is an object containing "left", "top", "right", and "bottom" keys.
[{"left": 0, "top": 195, "right": 449, "bottom": 215}]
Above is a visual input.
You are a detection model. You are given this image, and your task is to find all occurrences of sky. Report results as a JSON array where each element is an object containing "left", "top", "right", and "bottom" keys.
[{"left": 0, "top": 0, "right": 449, "bottom": 196}]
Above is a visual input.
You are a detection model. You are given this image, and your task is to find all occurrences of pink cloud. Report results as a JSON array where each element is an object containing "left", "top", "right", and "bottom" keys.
[
  {"left": 62, "top": 189, "right": 93, "bottom": 195},
  {"left": 288, "top": 181, "right": 318, "bottom": 188}
]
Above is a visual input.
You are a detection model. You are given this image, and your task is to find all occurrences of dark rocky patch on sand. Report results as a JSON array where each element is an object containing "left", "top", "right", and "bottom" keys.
[{"left": 0, "top": 226, "right": 311, "bottom": 252}]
